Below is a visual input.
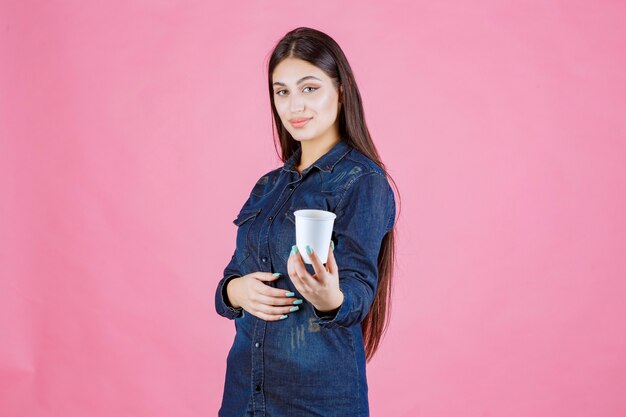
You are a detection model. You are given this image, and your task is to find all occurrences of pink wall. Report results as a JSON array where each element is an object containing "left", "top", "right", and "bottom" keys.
[{"left": 1, "top": 1, "right": 625, "bottom": 416}]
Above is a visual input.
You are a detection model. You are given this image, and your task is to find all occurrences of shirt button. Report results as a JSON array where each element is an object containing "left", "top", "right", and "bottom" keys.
[
  {"left": 268, "top": 216, "right": 273, "bottom": 221},
  {"left": 262, "top": 257, "right": 267, "bottom": 263},
  {"left": 255, "top": 385, "right": 261, "bottom": 391},
  {"left": 255, "top": 342, "right": 260, "bottom": 348},
  {"left": 288, "top": 184, "right": 295, "bottom": 190}
]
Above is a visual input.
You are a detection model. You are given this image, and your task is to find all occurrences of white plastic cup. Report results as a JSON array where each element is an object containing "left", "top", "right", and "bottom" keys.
[{"left": 294, "top": 209, "right": 336, "bottom": 264}]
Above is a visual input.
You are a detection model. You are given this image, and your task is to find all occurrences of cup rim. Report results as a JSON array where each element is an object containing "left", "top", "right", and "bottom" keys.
[{"left": 294, "top": 209, "right": 337, "bottom": 220}]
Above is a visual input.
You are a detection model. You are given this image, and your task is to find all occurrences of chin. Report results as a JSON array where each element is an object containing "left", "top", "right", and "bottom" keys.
[{"left": 292, "top": 133, "right": 317, "bottom": 142}]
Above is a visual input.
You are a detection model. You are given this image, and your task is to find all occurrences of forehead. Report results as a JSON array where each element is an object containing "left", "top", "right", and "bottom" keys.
[{"left": 272, "top": 58, "right": 329, "bottom": 84}]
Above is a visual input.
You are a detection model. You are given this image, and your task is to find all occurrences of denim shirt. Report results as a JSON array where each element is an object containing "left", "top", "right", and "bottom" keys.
[{"left": 215, "top": 139, "right": 395, "bottom": 417}]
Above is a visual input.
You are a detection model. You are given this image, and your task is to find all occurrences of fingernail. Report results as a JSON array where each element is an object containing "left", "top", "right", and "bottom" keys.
[
  {"left": 306, "top": 245, "right": 312, "bottom": 255},
  {"left": 330, "top": 240, "right": 335, "bottom": 251},
  {"left": 279, "top": 315, "right": 288, "bottom": 320},
  {"left": 272, "top": 272, "right": 281, "bottom": 277},
  {"left": 289, "top": 306, "right": 299, "bottom": 312},
  {"left": 293, "top": 299, "right": 303, "bottom": 305},
  {"left": 290, "top": 245, "right": 299, "bottom": 256},
  {"left": 285, "top": 291, "right": 295, "bottom": 297}
]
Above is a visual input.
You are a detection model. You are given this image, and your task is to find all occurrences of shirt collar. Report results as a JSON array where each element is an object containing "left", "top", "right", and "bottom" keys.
[{"left": 282, "top": 138, "right": 351, "bottom": 174}]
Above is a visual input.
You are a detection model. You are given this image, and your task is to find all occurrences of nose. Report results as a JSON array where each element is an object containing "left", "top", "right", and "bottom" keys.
[{"left": 290, "top": 95, "right": 305, "bottom": 113}]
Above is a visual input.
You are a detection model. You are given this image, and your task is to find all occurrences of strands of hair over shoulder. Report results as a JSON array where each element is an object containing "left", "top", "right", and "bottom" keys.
[{"left": 267, "top": 27, "right": 401, "bottom": 362}]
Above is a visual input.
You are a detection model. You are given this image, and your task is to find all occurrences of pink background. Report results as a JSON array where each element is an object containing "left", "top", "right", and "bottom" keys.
[{"left": 2, "top": 1, "right": 625, "bottom": 416}]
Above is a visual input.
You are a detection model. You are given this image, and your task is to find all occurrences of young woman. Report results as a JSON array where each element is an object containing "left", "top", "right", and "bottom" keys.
[{"left": 215, "top": 27, "right": 400, "bottom": 417}]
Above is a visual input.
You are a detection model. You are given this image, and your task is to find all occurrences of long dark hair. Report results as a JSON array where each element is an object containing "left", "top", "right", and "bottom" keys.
[{"left": 266, "top": 27, "right": 401, "bottom": 362}]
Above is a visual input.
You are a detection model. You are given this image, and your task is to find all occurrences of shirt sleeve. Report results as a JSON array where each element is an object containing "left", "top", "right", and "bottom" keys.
[
  {"left": 214, "top": 249, "right": 244, "bottom": 319},
  {"left": 214, "top": 185, "right": 260, "bottom": 321},
  {"left": 312, "top": 172, "right": 395, "bottom": 328}
]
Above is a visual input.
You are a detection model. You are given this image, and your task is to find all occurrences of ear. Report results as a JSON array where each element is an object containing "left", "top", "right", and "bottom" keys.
[{"left": 339, "top": 84, "right": 344, "bottom": 102}]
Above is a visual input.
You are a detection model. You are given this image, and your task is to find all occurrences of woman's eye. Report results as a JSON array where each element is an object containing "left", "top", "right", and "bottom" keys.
[{"left": 275, "top": 86, "right": 318, "bottom": 96}]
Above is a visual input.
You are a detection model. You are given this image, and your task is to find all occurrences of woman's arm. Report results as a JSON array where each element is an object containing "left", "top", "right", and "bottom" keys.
[{"left": 312, "top": 171, "right": 395, "bottom": 328}]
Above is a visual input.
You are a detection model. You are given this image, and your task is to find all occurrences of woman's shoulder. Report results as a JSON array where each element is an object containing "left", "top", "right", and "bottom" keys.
[
  {"left": 340, "top": 145, "right": 386, "bottom": 178},
  {"left": 333, "top": 146, "right": 390, "bottom": 195},
  {"left": 248, "top": 167, "right": 282, "bottom": 197}
]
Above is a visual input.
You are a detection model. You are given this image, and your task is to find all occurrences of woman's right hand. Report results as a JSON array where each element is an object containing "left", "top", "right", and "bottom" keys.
[{"left": 226, "top": 272, "right": 302, "bottom": 321}]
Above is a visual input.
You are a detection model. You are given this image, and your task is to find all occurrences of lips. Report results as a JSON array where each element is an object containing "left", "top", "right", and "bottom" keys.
[{"left": 290, "top": 118, "right": 311, "bottom": 127}]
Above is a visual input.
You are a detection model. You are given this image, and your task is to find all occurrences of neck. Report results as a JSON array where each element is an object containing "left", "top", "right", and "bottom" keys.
[{"left": 297, "top": 134, "right": 341, "bottom": 173}]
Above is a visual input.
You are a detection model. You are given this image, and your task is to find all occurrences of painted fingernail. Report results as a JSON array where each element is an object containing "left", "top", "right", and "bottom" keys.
[
  {"left": 306, "top": 245, "right": 313, "bottom": 255},
  {"left": 330, "top": 240, "right": 335, "bottom": 251},
  {"left": 289, "top": 306, "right": 299, "bottom": 312},
  {"left": 285, "top": 291, "right": 295, "bottom": 297},
  {"left": 272, "top": 272, "right": 281, "bottom": 277},
  {"left": 279, "top": 315, "right": 288, "bottom": 320},
  {"left": 293, "top": 299, "right": 303, "bottom": 305},
  {"left": 290, "top": 245, "right": 299, "bottom": 256}
]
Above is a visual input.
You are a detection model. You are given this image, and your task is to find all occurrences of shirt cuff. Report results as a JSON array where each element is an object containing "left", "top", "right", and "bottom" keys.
[
  {"left": 311, "top": 288, "right": 349, "bottom": 328},
  {"left": 219, "top": 274, "right": 244, "bottom": 319}
]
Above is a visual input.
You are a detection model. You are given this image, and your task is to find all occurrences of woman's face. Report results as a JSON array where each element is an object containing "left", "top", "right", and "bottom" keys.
[{"left": 272, "top": 58, "right": 342, "bottom": 144}]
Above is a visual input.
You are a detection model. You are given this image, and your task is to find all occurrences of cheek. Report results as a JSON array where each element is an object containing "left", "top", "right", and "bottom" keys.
[
  {"left": 313, "top": 92, "right": 338, "bottom": 115},
  {"left": 274, "top": 100, "right": 289, "bottom": 118}
]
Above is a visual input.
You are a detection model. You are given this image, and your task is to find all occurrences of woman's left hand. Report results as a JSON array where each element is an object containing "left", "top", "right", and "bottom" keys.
[{"left": 287, "top": 242, "right": 344, "bottom": 313}]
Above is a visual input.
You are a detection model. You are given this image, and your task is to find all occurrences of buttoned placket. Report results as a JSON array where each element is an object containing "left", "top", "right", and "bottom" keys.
[{"left": 250, "top": 171, "right": 301, "bottom": 416}]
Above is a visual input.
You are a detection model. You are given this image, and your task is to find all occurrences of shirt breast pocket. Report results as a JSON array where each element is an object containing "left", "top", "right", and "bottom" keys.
[{"left": 232, "top": 207, "right": 262, "bottom": 265}]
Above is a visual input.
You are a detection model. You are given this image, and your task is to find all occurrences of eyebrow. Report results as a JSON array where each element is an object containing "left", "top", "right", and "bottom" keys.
[{"left": 272, "top": 75, "right": 322, "bottom": 87}]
